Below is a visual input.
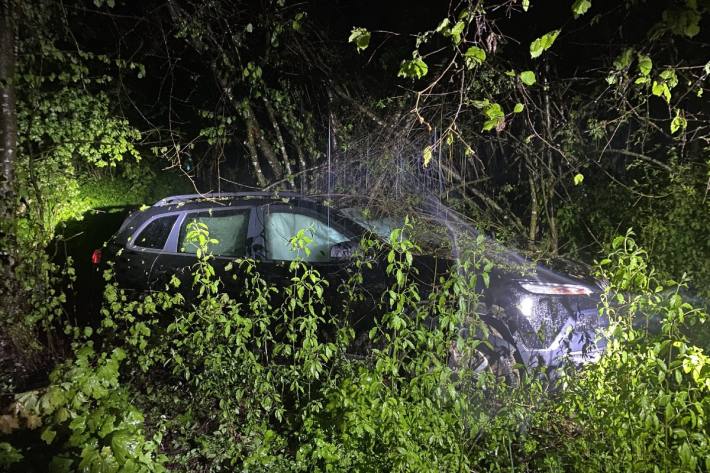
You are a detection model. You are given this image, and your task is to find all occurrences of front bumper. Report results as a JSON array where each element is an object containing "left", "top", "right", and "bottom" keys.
[{"left": 516, "top": 307, "right": 608, "bottom": 368}]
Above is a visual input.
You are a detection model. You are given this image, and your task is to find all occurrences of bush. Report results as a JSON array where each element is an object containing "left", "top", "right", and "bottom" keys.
[
  {"left": 2, "top": 224, "right": 708, "bottom": 472},
  {"left": 0, "top": 344, "right": 165, "bottom": 472},
  {"left": 542, "top": 231, "right": 710, "bottom": 472}
]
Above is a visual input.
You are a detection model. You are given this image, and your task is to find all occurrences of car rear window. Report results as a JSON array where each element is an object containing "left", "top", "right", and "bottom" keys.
[
  {"left": 178, "top": 209, "right": 249, "bottom": 257},
  {"left": 134, "top": 215, "right": 178, "bottom": 249}
]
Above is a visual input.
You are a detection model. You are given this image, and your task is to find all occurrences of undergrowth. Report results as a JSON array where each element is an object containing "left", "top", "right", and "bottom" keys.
[{"left": 0, "top": 226, "right": 707, "bottom": 472}]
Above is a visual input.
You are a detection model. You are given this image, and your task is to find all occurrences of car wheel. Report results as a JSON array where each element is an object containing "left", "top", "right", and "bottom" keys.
[
  {"left": 448, "top": 341, "right": 520, "bottom": 386},
  {"left": 448, "top": 304, "right": 522, "bottom": 386}
]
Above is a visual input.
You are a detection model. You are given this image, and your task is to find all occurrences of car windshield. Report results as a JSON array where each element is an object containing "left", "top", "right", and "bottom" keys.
[
  {"left": 339, "top": 207, "right": 403, "bottom": 240},
  {"left": 339, "top": 206, "right": 456, "bottom": 257}
]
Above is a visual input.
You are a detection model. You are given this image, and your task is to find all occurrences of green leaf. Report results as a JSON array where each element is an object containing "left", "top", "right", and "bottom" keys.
[
  {"left": 659, "top": 68, "right": 678, "bottom": 88},
  {"left": 423, "top": 145, "right": 433, "bottom": 168},
  {"left": 41, "top": 427, "right": 57, "bottom": 445},
  {"left": 637, "top": 54, "right": 652, "bottom": 76},
  {"left": 484, "top": 103, "right": 504, "bottom": 120},
  {"left": 571, "top": 0, "right": 591, "bottom": 18},
  {"left": 0, "top": 442, "right": 23, "bottom": 465},
  {"left": 348, "top": 27, "right": 371, "bottom": 53},
  {"left": 613, "top": 48, "right": 634, "bottom": 70},
  {"left": 652, "top": 81, "right": 671, "bottom": 103},
  {"left": 435, "top": 18, "right": 450, "bottom": 33},
  {"left": 482, "top": 103, "right": 505, "bottom": 131},
  {"left": 662, "top": 5, "right": 701, "bottom": 38},
  {"left": 464, "top": 46, "right": 486, "bottom": 68},
  {"left": 292, "top": 12, "right": 305, "bottom": 32},
  {"left": 513, "top": 103, "right": 525, "bottom": 113},
  {"left": 573, "top": 173, "right": 584, "bottom": 186},
  {"left": 519, "top": 70, "right": 536, "bottom": 85},
  {"left": 111, "top": 431, "right": 138, "bottom": 464},
  {"left": 530, "top": 30, "right": 560, "bottom": 59},
  {"left": 398, "top": 58, "right": 428, "bottom": 79},
  {"left": 470, "top": 99, "right": 490, "bottom": 109},
  {"left": 522, "top": 0, "right": 530, "bottom": 11},
  {"left": 670, "top": 109, "right": 687, "bottom": 134},
  {"left": 48, "top": 456, "right": 73, "bottom": 473},
  {"left": 449, "top": 21, "right": 465, "bottom": 45}
]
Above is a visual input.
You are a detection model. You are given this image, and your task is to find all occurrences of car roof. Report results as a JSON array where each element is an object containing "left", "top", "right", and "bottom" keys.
[
  {"left": 152, "top": 191, "right": 316, "bottom": 207},
  {"left": 112, "top": 192, "right": 357, "bottom": 243}
]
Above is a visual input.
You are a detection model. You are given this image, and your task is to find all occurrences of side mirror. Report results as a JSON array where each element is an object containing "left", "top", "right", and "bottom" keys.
[{"left": 330, "top": 240, "right": 357, "bottom": 260}]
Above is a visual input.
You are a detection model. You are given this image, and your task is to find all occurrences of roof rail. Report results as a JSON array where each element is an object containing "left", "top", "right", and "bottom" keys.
[{"left": 153, "top": 191, "right": 312, "bottom": 207}]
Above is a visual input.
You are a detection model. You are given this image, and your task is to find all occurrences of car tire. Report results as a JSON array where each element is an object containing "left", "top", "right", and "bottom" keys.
[
  {"left": 448, "top": 340, "right": 520, "bottom": 386},
  {"left": 448, "top": 304, "right": 522, "bottom": 386}
]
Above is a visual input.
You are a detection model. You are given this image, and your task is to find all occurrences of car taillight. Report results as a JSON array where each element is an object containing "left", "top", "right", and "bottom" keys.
[{"left": 91, "top": 249, "right": 102, "bottom": 265}]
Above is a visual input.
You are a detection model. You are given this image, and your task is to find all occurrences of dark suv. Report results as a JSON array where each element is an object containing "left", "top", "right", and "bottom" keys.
[{"left": 96, "top": 192, "right": 608, "bottom": 373}]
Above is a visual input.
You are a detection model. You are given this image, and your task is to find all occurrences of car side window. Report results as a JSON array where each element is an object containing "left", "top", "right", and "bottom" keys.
[
  {"left": 134, "top": 215, "right": 178, "bottom": 249},
  {"left": 265, "top": 211, "right": 349, "bottom": 262},
  {"left": 178, "top": 209, "right": 249, "bottom": 257}
]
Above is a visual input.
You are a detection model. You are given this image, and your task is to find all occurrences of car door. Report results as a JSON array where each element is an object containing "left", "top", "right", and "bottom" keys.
[
  {"left": 253, "top": 203, "right": 359, "bottom": 322},
  {"left": 114, "top": 213, "right": 180, "bottom": 291},
  {"left": 149, "top": 206, "right": 257, "bottom": 298}
]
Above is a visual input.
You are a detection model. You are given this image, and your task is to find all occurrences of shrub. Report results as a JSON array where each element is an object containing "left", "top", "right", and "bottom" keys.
[
  {"left": 4, "top": 223, "right": 708, "bottom": 472},
  {"left": 0, "top": 344, "right": 165, "bottom": 472},
  {"left": 537, "top": 231, "right": 710, "bottom": 472}
]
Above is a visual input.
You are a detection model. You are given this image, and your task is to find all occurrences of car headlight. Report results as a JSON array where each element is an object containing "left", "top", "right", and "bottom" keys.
[{"left": 519, "top": 282, "right": 593, "bottom": 296}]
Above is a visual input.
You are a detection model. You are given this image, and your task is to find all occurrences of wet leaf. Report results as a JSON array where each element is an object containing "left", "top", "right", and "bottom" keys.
[
  {"left": 423, "top": 145, "right": 433, "bottom": 167},
  {"left": 530, "top": 30, "right": 560, "bottom": 59},
  {"left": 348, "top": 27, "right": 371, "bottom": 53},
  {"left": 464, "top": 46, "right": 486, "bottom": 68},
  {"left": 449, "top": 21, "right": 465, "bottom": 45},
  {"left": 41, "top": 426, "right": 57, "bottom": 444},
  {"left": 613, "top": 48, "right": 634, "bottom": 70},
  {"left": 637, "top": 54, "right": 652, "bottom": 76},
  {"left": 670, "top": 109, "right": 687, "bottom": 134},
  {"left": 519, "top": 70, "right": 536, "bottom": 85},
  {"left": 398, "top": 57, "right": 428, "bottom": 79},
  {"left": 652, "top": 81, "right": 671, "bottom": 103},
  {"left": 572, "top": 0, "right": 591, "bottom": 18}
]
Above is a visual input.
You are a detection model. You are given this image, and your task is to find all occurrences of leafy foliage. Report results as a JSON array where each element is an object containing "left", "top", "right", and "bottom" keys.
[
  {"left": 529, "top": 30, "right": 560, "bottom": 59},
  {"left": 6, "top": 219, "right": 708, "bottom": 472},
  {"left": 519, "top": 70, "right": 536, "bottom": 86},
  {"left": 398, "top": 57, "right": 429, "bottom": 80},
  {"left": 1, "top": 345, "right": 165, "bottom": 472},
  {"left": 546, "top": 232, "right": 710, "bottom": 472},
  {"left": 2, "top": 1, "right": 710, "bottom": 472},
  {"left": 348, "top": 27, "right": 371, "bottom": 53}
]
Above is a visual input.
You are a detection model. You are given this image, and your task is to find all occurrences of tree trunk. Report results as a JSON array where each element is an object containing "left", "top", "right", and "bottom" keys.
[
  {"left": 542, "top": 70, "right": 558, "bottom": 254},
  {"left": 243, "top": 102, "right": 284, "bottom": 181},
  {"left": 527, "top": 173, "right": 539, "bottom": 247},
  {"left": 243, "top": 113, "right": 268, "bottom": 188},
  {"left": 263, "top": 97, "right": 294, "bottom": 188},
  {"left": 292, "top": 137, "right": 309, "bottom": 190},
  {"left": 0, "top": 0, "right": 16, "bottom": 205}
]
